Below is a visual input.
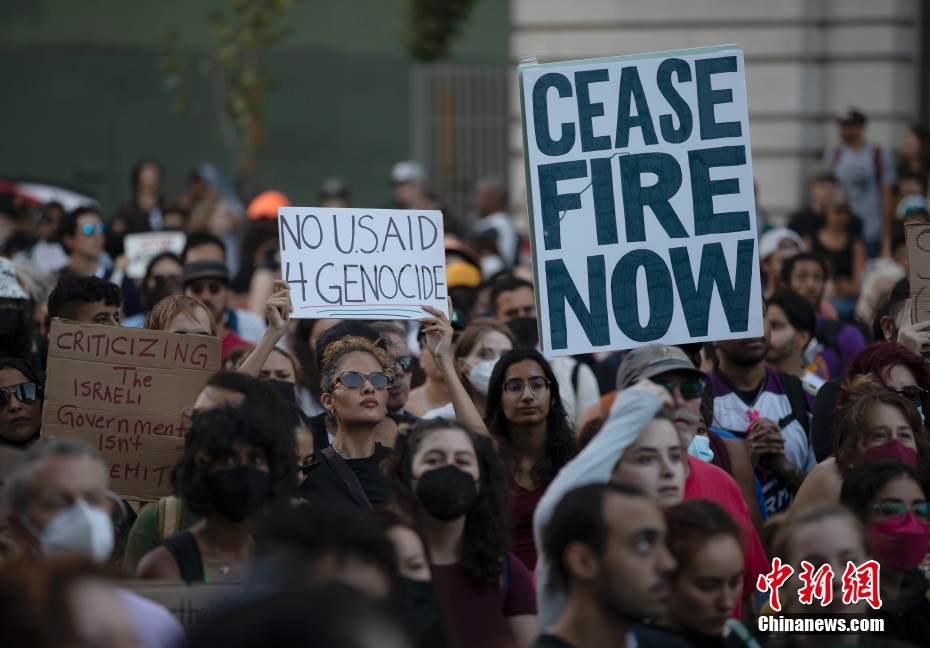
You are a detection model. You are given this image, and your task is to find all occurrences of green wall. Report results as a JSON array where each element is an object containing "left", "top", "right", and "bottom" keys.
[{"left": 0, "top": 0, "right": 509, "bottom": 213}]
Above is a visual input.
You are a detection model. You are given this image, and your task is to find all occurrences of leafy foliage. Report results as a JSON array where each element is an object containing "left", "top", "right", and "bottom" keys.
[
  {"left": 162, "top": 0, "right": 295, "bottom": 196},
  {"left": 404, "top": 0, "right": 479, "bottom": 62}
]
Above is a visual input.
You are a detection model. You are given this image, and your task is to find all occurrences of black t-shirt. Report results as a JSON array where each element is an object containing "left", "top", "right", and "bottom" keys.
[
  {"left": 299, "top": 442, "right": 392, "bottom": 514},
  {"left": 533, "top": 626, "right": 690, "bottom": 648}
]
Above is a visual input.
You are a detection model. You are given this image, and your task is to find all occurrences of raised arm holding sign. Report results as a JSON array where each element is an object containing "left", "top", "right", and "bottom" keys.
[{"left": 276, "top": 207, "right": 447, "bottom": 321}]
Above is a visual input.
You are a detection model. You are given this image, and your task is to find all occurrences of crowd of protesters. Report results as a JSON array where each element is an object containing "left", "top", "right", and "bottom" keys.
[{"left": 1, "top": 110, "right": 930, "bottom": 648}]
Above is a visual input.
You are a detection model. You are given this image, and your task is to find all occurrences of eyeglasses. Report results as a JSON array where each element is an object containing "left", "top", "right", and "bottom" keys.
[
  {"left": 332, "top": 371, "right": 393, "bottom": 390},
  {"left": 0, "top": 382, "right": 41, "bottom": 410},
  {"left": 653, "top": 378, "right": 706, "bottom": 401},
  {"left": 187, "top": 280, "right": 225, "bottom": 296},
  {"left": 888, "top": 385, "right": 927, "bottom": 409},
  {"left": 872, "top": 500, "right": 930, "bottom": 521},
  {"left": 388, "top": 356, "right": 418, "bottom": 373},
  {"left": 502, "top": 377, "right": 550, "bottom": 396},
  {"left": 80, "top": 222, "right": 105, "bottom": 236}
]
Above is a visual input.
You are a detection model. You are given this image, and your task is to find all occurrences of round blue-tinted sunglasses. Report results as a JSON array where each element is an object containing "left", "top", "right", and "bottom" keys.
[{"left": 81, "top": 222, "right": 106, "bottom": 235}]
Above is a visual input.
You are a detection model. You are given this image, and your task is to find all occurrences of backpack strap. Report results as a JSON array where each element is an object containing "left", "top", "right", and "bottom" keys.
[
  {"left": 873, "top": 146, "right": 883, "bottom": 185},
  {"left": 321, "top": 445, "right": 374, "bottom": 511},
  {"left": 160, "top": 495, "right": 180, "bottom": 539},
  {"left": 570, "top": 360, "right": 581, "bottom": 394},
  {"left": 726, "top": 619, "right": 763, "bottom": 648},
  {"left": 778, "top": 372, "right": 811, "bottom": 441}
]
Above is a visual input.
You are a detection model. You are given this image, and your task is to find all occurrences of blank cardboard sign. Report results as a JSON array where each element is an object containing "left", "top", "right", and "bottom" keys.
[
  {"left": 41, "top": 319, "right": 221, "bottom": 501},
  {"left": 906, "top": 223, "right": 930, "bottom": 352}
]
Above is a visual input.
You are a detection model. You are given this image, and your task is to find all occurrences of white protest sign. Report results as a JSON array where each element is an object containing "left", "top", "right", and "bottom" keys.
[
  {"left": 123, "top": 232, "right": 187, "bottom": 279},
  {"left": 519, "top": 44, "right": 763, "bottom": 356},
  {"left": 277, "top": 208, "right": 447, "bottom": 320}
]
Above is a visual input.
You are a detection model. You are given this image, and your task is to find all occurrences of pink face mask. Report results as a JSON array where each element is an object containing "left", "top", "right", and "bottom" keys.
[
  {"left": 863, "top": 439, "right": 918, "bottom": 468},
  {"left": 869, "top": 511, "right": 930, "bottom": 571}
]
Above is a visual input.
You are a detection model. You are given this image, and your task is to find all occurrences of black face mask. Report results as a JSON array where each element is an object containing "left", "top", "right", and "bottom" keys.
[
  {"left": 207, "top": 465, "right": 272, "bottom": 522},
  {"left": 269, "top": 379, "right": 296, "bottom": 403},
  {"left": 415, "top": 464, "right": 478, "bottom": 521},
  {"left": 403, "top": 577, "right": 438, "bottom": 637},
  {"left": 0, "top": 309, "right": 22, "bottom": 337}
]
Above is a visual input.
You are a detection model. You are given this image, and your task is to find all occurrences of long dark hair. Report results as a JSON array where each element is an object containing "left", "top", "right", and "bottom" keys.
[
  {"left": 383, "top": 418, "right": 511, "bottom": 589},
  {"left": 293, "top": 319, "right": 324, "bottom": 399},
  {"left": 483, "top": 347, "right": 577, "bottom": 485}
]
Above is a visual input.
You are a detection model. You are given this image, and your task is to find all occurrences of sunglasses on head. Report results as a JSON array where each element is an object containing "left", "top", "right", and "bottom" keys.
[
  {"left": 389, "top": 356, "right": 418, "bottom": 373},
  {"left": 331, "top": 371, "right": 392, "bottom": 390},
  {"left": 188, "top": 280, "right": 225, "bottom": 296},
  {"left": 653, "top": 378, "right": 706, "bottom": 401},
  {"left": 80, "top": 222, "right": 105, "bottom": 236},
  {"left": 873, "top": 500, "right": 930, "bottom": 521},
  {"left": 0, "top": 382, "right": 41, "bottom": 410}
]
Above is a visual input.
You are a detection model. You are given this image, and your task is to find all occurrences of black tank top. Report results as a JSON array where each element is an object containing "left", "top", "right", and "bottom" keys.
[{"left": 162, "top": 531, "right": 205, "bottom": 584}]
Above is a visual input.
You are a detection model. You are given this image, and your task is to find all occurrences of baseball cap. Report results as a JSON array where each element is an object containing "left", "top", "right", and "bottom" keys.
[
  {"left": 247, "top": 190, "right": 290, "bottom": 221},
  {"left": 390, "top": 161, "right": 428, "bottom": 185},
  {"left": 616, "top": 343, "right": 704, "bottom": 391},
  {"left": 838, "top": 108, "right": 867, "bottom": 126},
  {"left": 320, "top": 178, "right": 350, "bottom": 201},
  {"left": 184, "top": 260, "right": 230, "bottom": 285},
  {"left": 759, "top": 228, "right": 805, "bottom": 261},
  {"left": 446, "top": 262, "right": 482, "bottom": 288},
  {"left": 897, "top": 194, "right": 930, "bottom": 220}
]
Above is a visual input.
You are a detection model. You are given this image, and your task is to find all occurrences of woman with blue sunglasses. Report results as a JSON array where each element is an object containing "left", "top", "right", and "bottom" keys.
[{"left": 0, "top": 358, "right": 43, "bottom": 449}]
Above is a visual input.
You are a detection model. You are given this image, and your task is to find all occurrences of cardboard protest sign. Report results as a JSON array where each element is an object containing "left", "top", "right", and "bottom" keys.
[
  {"left": 277, "top": 207, "right": 447, "bottom": 320},
  {"left": 41, "top": 319, "right": 221, "bottom": 501},
  {"left": 905, "top": 222, "right": 930, "bottom": 354},
  {"left": 519, "top": 44, "right": 763, "bottom": 356},
  {"left": 123, "top": 581, "right": 244, "bottom": 630},
  {"left": 123, "top": 231, "right": 187, "bottom": 279}
]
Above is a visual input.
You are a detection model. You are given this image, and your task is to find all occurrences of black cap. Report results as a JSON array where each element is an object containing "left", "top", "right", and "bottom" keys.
[
  {"left": 838, "top": 108, "right": 867, "bottom": 126},
  {"left": 184, "top": 260, "right": 230, "bottom": 285}
]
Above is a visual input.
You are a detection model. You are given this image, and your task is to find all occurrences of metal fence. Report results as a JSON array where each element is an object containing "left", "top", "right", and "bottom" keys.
[{"left": 411, "top": 64, "right": 510, "bottom": 237}]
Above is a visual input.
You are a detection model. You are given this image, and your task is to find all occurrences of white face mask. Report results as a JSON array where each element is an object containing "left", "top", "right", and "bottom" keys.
[
  {"left": 22, "top": 499, "right": 115, "bottom": 565},
  {"left": 466, "top": 359, "right": 498, "bottom": 396},
  {"left": 688, "top": 434, "right": 714, "bottom": 463}
]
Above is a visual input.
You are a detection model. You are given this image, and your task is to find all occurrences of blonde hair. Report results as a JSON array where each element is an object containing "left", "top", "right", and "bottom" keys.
[{"left": 144, "top": 295, "right": 217, "bottom": 335}]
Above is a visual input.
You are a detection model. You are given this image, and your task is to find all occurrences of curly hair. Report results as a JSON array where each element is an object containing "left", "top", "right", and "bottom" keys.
[
  {"left": 47, "top": 274, "right": 122, "bottom": 321},
  {"left": 483, "top": 347, "right": 577, "bottom": 486},
  {"left": 171, "top": 404, "right": 296, "bottom": 516},
  {"left": 383, "top": 418, "right": 511, "bottom": 589},
  {"left": 663, "top": 500, "right": 743, "bottom": 576},
  {"left": 834, "top": 375, "right": 930, "bottom": 479},
  {"left": 144, "top": 294, "right": 216, "bottom": 335},
  {"left": 837, "top": 342, "right": 930, "bottom": 416},
  {"left": 320, "top": 335, "right": 393, "bottom": 392}
]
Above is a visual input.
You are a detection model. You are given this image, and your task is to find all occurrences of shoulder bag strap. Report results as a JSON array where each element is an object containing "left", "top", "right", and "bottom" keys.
[{"left": 321, "top": 446, "right": 374, "bottom": 511}]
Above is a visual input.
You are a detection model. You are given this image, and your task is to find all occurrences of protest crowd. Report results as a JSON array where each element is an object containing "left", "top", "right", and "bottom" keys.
[{"left": 4, "top": 108, "right": 930, "bottom": 648}]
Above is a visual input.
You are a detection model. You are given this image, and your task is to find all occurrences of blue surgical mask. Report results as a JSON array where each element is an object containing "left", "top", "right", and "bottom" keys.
[{"left": 688, "top": 434, "right": 714, "bottom": 463}]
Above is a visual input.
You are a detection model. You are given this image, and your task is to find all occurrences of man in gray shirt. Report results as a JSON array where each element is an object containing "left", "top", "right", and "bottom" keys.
[{"left": 823, "top": 108, "right": 896, "bottom": 258}]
